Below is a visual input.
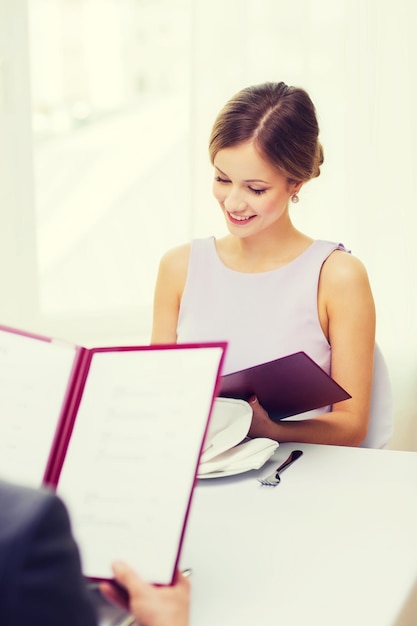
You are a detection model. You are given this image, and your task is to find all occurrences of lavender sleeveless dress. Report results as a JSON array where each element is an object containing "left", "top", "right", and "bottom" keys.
[{"left": 177, "top": 237, "right": 392, "bottom": 446}]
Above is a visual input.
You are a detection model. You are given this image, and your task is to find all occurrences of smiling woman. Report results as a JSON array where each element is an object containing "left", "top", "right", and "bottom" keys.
[{"left": 151, "top": 81, "right": 389, "bottom": 449}]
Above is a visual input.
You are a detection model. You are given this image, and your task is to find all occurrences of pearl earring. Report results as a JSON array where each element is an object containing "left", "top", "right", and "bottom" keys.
[{"left": 291, "top": 193, "right": 300, "bottom": 204}]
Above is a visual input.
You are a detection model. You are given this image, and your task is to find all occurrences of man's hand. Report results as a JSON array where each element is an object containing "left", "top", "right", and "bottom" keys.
[{"left": 100, "top": 562, "right": 190, "bottom": 626}]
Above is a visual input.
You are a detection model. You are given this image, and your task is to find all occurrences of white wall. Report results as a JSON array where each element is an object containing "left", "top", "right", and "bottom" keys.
[{"left": 0, "top": 0, "right": 39, "bottom": 327}]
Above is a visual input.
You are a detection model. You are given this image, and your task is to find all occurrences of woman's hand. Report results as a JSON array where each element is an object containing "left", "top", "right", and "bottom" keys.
[
  {"left": 248, "top": 396, "right": 276, "bottom": 439},
  {"left": 100, "top": 562, "right": 190, "bottom": 626}
]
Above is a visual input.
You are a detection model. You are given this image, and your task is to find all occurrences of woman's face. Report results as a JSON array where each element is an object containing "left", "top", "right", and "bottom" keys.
[{"left": 212, "top": 141, "right": 298, "bottom": 238}]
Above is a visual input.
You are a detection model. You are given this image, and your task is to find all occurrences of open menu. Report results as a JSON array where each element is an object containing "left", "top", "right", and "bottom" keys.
[
  {"left": 0, "top": 324, "right": 226, "bottom": 584},
  {"left": 218, "top": 351, "right": 351, "bottom": 420}
]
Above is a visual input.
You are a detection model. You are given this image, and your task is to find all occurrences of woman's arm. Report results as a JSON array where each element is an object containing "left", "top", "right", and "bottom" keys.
[
  {"left": 151, "top": 244, "right": 190, "bottom": 344},
  {"left": 249, "top": 251, "right": 376, "bottom": 446}
]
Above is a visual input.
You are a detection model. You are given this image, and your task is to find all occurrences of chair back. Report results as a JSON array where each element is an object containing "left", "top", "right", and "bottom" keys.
[{"left": 360, "top": 344, "right": 393, "bottom": 448}]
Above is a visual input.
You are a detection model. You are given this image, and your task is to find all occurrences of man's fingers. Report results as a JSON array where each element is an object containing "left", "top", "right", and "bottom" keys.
[
  {"left": 112, "top": 560, "right": 147, "bottom": 594},
  {"left": 99, "top": 580, "right": 130, "bottom": 610}
]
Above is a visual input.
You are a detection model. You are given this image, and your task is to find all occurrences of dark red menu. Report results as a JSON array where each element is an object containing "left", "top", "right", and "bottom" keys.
[{"left": 219, "top": 351, "right": 351, "bottom": 420}]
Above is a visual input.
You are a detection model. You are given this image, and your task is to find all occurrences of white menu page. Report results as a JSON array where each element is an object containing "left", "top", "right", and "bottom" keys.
[
  {"left": 0, "top": 328, "right": 77, "bottom": 486},
  {"left": 56, "top": 345, "right": 224, "bottom": 584}
]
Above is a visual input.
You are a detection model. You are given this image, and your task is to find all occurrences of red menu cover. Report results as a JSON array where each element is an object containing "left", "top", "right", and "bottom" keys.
[
  {"left": 0, "top": 324, "right": 226, "bottom": 584},
  {"left": 219, "top": 351, "right": 351, "bottom": 419}
]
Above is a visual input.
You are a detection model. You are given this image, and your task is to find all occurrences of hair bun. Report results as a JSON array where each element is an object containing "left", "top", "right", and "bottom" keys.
[{"left": 313, "top": 142, "right": 324, "bottom": 178}]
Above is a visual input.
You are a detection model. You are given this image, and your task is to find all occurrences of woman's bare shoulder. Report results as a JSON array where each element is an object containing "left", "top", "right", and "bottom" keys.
[
  {"left": 321, "top": 248, "right": 371, "bottom": 290},
  {"left": 158, "top": 243, "right": 191, "bottom": 275}
]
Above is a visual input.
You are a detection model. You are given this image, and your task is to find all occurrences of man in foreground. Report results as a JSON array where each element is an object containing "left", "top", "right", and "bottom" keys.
[{"left": 0, "top": 480, "right": 190, "bottom": 626}]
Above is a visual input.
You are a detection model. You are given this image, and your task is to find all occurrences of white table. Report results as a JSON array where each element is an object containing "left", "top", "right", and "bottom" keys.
[{"left": 181, "top": 443, "right": 417, "bottom": 626}]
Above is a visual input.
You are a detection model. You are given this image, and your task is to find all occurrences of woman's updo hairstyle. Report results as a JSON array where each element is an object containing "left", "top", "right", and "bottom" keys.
[{"left": 209, "top": 81, "right": 323, "bottom": 184}]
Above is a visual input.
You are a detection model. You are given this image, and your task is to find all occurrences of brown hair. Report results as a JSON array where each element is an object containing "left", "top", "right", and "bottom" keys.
[{"left": 209, "top": 81, "right": 323, "bottom": 184}]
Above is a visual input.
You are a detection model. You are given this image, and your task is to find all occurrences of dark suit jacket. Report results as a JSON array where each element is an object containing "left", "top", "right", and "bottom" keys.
[{"left": 0, "top": 480, "right": 97, "bottom": 626}]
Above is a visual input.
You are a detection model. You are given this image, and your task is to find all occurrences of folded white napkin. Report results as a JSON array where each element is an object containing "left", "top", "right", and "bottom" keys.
[
  {"left": 199, "top": 397, "right": 278, "bottom": 477},
  {"left": 198, "top": 437, "right": 278, "bottom": 476},
  {"left": 200, "top": 397, "right": 253, "bottom": 463}
]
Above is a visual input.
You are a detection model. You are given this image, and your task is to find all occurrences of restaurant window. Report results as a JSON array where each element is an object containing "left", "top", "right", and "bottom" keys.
[{"left": 27, "top": 0, "right": 192, "bottom": 341}]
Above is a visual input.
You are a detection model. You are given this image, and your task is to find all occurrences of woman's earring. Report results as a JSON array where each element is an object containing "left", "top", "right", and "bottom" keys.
[{"left": 291, "top": 192, "right": 300, "bottom": 204}]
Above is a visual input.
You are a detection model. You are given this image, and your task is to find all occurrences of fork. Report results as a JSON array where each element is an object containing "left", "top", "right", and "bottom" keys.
[{"left": 258, "top": 449, "right": 303, "bottom": 486}]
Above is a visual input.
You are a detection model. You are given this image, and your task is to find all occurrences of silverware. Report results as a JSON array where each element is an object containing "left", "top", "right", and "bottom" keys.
[
  {"left": 181, "top": 568, "right": 193, "bottom": 578},
  {"left": 258, "top": 449, "right": 303, "bottom": 486}
]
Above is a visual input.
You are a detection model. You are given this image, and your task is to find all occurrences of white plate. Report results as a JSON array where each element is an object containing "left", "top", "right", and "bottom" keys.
[{"left": 198, "top": 466, "right": 256, "bottom": 479}]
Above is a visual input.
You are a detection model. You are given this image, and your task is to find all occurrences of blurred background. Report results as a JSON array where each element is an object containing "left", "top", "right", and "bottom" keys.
[{"left": 0, "top": 0, "right": 416, "bottom": 449}]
